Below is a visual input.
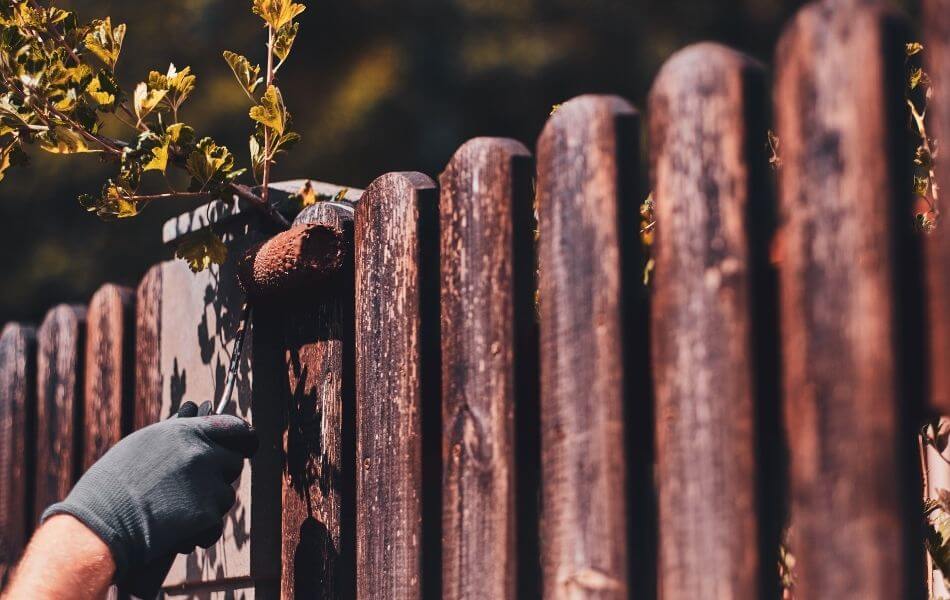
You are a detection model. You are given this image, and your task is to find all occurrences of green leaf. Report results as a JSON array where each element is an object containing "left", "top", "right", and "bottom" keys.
[
  {"left": 175, "top": 229, "right": 228, "bottom": 273},
  {"left": 249, "top": 134, "right": 265, "bottom": 181},
  {"left": 39, "top": 127, "right": 99, "bottom": 154},
  {"left": 249, "top": 85, "right": 287, "bottom": 135},
  {"left": 84, "top": 18, "right": 126, "bottom": 70},
  {"left": 186, "top": 137, "right": 236, "bottom": 191},
  {"left": 0, "top": 139, "right": 25, "bottom": 183},
  {"left": 79, "top": 180, "right": 140, "bottom": 220},
  {"left": 143, "top": 139, "right": 170, "bottom": 173},
  {"left": 297, "top": 180, "right": 316, "bottom": 207},
  {"left": 276, "top": 131, "right": 300, "bottom": 151},
  {"left": 148, "top": 64, "right": 196, "bottom": 111},
  {"left": 273, "top": 22, "right": 299, "bottom": 63},
  {"left": 133, "top": 82, "right": 167, "bottom": 123},
  {"left": 85, "top": 71, "right": 117, "bottom": 108},
  {"left": 252, "top": 0, "right": 306, "bottom": 31},
  {"left": 166, "top": 123, "right": 195, "bottom": 147},
  {"left": 223, "top": 51, "right": 263, "bottom": 98}
]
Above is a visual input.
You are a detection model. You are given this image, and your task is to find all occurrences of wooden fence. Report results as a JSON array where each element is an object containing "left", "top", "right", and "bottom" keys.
[{"left": 1, "top": 0, "right": 948, "bottom": 597}]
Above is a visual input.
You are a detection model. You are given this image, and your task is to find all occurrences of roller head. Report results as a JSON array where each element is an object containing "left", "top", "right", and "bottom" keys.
[{"left": 237, "top": 221, "right": 349, "bottom": 302}]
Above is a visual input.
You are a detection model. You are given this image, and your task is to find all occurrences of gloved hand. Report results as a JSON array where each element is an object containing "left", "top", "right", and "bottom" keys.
[{"left": 41, "top": 401, "right": 258, "bottom": 579}]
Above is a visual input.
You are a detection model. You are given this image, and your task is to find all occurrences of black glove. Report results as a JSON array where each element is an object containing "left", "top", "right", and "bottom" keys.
[{"left": 41, "top": 401, "right": 258, "bottom": 579}]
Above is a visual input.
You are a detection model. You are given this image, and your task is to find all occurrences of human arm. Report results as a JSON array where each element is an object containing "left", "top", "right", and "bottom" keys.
[{"left": 3, "top": 403, "right": 257, "bottom": 598}]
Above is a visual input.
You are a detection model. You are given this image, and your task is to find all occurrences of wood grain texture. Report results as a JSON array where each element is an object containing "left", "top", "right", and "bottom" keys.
[
  {"left": 35, "top": 305, "right": 86, "bottom": 522},
  {"left": 135, "top": 265, "right": 163, "bottom": 430},
  {"left": 0, "top": 324, "right": 36, "bottom": 585},
  {"left": 648, "top": 43, "right": 767, "bottom": 600},
  {"left": 355, "top": 172, "right": 441, "bottom": 600},
  {"left": 536, "top": 95, "right": 638, "bottom": 599},
  {"left": 277, "top": 202, "right": 355, "bottom": 599},
  {"left": 924, "top": 0, "right": 950, "bottom": 413},
  {"left": 83, "top": 284, "right": 135, "bottom": 469},
  {"left": 439, "top": 137, "right": 535, "bottom": 600},
  {"left": 774, "top": 2, "right": 922, "bottom": 597}
]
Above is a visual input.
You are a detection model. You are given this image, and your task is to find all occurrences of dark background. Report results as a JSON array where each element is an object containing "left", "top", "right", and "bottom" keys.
[{"left": 0, "top": 0, "right": 917, "bottom": 326}]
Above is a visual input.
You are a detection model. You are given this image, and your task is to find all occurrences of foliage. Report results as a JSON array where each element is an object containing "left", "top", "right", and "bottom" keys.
[
  {"left": 0, "top": 0, "right": 305, "bottom": 271},
  {"left": 906, "top": 42, "right": 939, "bottom": 233},
  {"left": 640, "top": 192, "right": 655, "bottom": 285}
]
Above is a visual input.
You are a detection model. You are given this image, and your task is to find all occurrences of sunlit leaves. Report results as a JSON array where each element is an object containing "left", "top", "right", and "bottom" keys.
[
  {"left": 252, "top": 0, "right": 306, "bottom": 31},
  {"left": 906, "top": 42, "right": 924, "bottom": 57},
  {"left": 133, "top": 81, "right": 167, "bottom": 123},
  {"left": 0, "top": 138, "right": 26, "bottom": 182},
  {"left": 927, "top": 490, "right": 950, "bottom": 589},
  {"left": 83, "top": 17, "right": 125, "bottom": 70},
  {"left": 186, "top": 137, "right": 241, "bottom": 192},
  {"left": 175, "top": 229, "right": 228, "bottom": 273},
  {"left": 85, "top": 71, "right": 117, "bottom": 108},
  {"left": 39, "top": 126, "right": 98, "bottom": 153},
  {"left": 249, "top": 84, "right": 287, "bottom": 135},
  {"left": 147, "top": 64, "right": 196, "bottom": 115},
  {"left": 249, "top": 133, "right": 264, "bottom": 181},
  {"left": 78, "top": 180, "right": 139, "bottom": 219},
  {"left": 223, "top": 51, "right": 262, "bottom": 99},
  {"left": 273, "top": 22, "right": 299, "bottom": 64}
]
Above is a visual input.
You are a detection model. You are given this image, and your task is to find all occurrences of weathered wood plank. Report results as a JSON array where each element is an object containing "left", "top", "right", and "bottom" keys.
[
  {"left": 774, "top": 2, "right": 922, "bottom": 597},
  {"left": 535, "top": 95, "right": 639, "bottom": 598},
  {"left": 35, "top": 305, "right": 86, "bottom": 523},
  {"left": 924, "top": 1, "right": 950, "bottom": 414},
  {"left": 355, "top": 172, "right": 441, "bottom": 600},
  {"left": 0, "top": 324, "right": 36, "bottom": 585},
  {"left": 438, "top": 137, "right": 535, "bottom": 599},
  {"left": 648, "top": 43, "right": 769, "bottom": 599},
  {"left": 276, "top": 202, "right": 355, "bottom": 599},
  {"left": 135, "top": 265, "right": 163, "bottom": 430},
  {"left": 83, "top": 284, "right": 135, "bottom": 469}
]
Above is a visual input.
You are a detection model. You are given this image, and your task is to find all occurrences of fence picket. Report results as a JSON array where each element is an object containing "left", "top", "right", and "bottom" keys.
[
  {"left": 774, "top": 2, "right": 923, "bottom": 597},
  {"left": 0, "top": 324, "right": 36, "bottom": 584},
  {"left": 35, "top": 305, "right": 86, "bottom": 523},
  {"left": 355, "top": 172, "right": 440, "bottom": 600},
  {"left": 83, "top": 285, "right": 135, "bottom": 469},
  {"left": 134, "top": 265, "right": 163, "bottom": 430},
  {"left": 648, "top": 43, "right": 772, "bottom": 599},
  {"left": 536, "top": 95, "right": 640, "bottom": 598},
  {"left": 439, "top": 138, "right": 536, "bottom": 599},
  {"left": 277, "top": 202, "right": 355, "bottom": 599}
]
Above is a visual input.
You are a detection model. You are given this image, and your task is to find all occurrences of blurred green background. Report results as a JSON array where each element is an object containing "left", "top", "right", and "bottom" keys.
[{"left": 0, "top": 0, "right": 918, "bottom": 326}]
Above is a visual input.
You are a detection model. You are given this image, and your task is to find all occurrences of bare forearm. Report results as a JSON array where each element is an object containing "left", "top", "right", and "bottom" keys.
[{"left": 3, "top": 515, "right": 115, "bottom": 599}]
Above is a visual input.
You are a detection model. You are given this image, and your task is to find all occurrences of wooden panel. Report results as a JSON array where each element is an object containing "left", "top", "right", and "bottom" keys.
[
  {"left": 355, "top": 172, "right": 440, "bottom": 600},
  {"left": 438, "top": 138, "right": 535, "bottom": 599},
  {"left": 277, "top": 202, "right": 355, "bottom": 599},
  {"left": 648, "top": 43, "right": 768, "bottom": 599},
  {"left": 774, "top": 3, "right": 922, "bottom": 598},
  {"left": 535, "top": 95, "right": 639, "bottom": 598},
  {"left": 135, "top": 265, "right": 163, "bottom": 430},
  {"left": 0, "top": 324, "right": 36, "bottom": 585},
  {"left": 83, "top": 284, "right": 135, "bottom": 469},
  {"left": 158, "top": 201, "right": 282, "bottom": 595},
  {"left": 925, "top": 1, "right": 950, "bottom": 413},
  {"left": 35, "top": 305, "right": 86, "bottom": 523}
]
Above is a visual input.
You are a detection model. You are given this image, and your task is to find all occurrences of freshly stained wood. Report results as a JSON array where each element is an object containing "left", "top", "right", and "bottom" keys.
[
  {"left": 775, "top": 3, "right": 922, "bottom": 598},
  {"left": 355, "top": 172, "right": 440, "bottom": 600},
  {"left": 439, "top": 137, "right": 535, "bottom": 599},
  {"left": 35, "top": 305, "right": 86, "bottom": 522},
  {"left": 536, "top": 95, "right": 639, "bottom": 598},
  {"left": 135, "top": 265, "right": 163, "bottom": 430},
  {"left": 0, "top": 324, "right": 36, "bottom": 584},
  {"left": 649, "top": 43, "right": 770, "bottom": 599},
  {"left": 925, "top": 0, "right": 950, "bottom": 413},
  {"left": 83, "top": 284, "right": 135, "bottom": 469},
  {"left": 278, "top": 202, "right": 355, "bottom": 599}
]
